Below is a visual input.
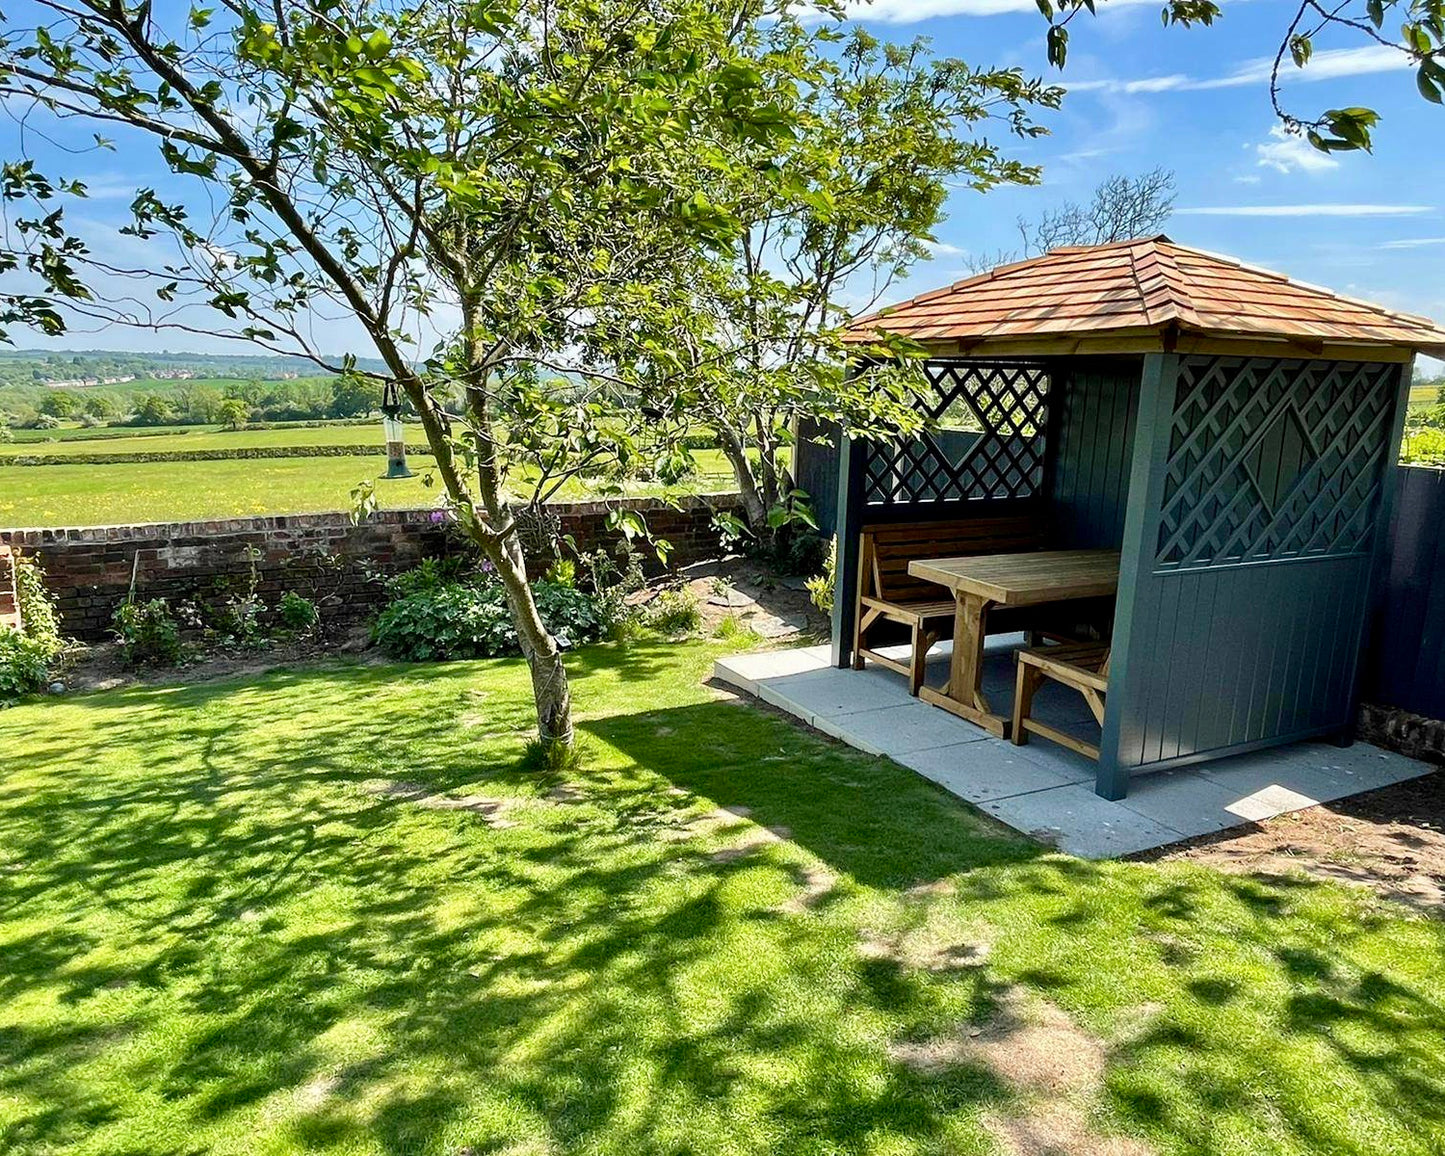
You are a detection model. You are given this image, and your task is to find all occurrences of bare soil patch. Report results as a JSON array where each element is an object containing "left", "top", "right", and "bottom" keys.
[
  {"left": 364, "top": 780, "right": 519, "bottom": 827},
  {"left": 1145, "top": 771, "right": 1445, "bottom": 915},
  {"left": 660, "top": 557, "right": 829, "bottom": 641},
  {"left": 891, "top": 986, "right": 1154, "bottom": 1156}
]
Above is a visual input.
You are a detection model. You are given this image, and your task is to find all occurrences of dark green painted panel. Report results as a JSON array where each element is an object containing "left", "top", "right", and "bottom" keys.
[
  {"left": 1106, "top": 354, "right": 1401, "bottom": 788},
  {"left": 1049, "top": 360, "right": 1140, "bottom": 549}
]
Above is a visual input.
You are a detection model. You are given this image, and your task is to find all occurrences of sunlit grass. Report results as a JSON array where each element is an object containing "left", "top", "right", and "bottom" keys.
[
  {"left": 0, "top": 453, "right": 737, "bottom": 527},
  {"left": 1, "top": 640, "right": 1441, "bottom": 1155}
]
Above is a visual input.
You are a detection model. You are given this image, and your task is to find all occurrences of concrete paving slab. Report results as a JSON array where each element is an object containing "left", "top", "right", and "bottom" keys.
[
  {"left": 813, "top": 702, "right": 990, "bottom": 757},
  {"left": 713, "top": 646, "right": 1435, "bottom": 860},
  {"left": 898, "top": 740, "right": 1083, "bottom": 803},
  {"left": 979, "top": 784, "right": 1187, "bottom": 859},
  {"left": 756, "top": 665, "right": 912, "bottom": 725},
  {"left": 713, "top": 646, "right": 829, "bottom": 695},
  {"left": 1115, "top": 770, "right": 1256, "bottom": 837},
  {"left": 1193, "top": 740, "right": 1430, "bottom": 799}
]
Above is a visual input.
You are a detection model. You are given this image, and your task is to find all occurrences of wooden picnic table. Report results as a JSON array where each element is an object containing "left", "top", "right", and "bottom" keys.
[{"left": 907, "top": 549, "right": 1121, "bottom": 737}]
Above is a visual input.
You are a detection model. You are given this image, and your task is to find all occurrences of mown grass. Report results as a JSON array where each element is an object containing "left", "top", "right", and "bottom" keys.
[
  {"left": 0, "top": 423, "right": 387, "bottom": 454},
  {"left": 0, "top": 640, "right": 1441, "bottom": 1155},
  {"left": 0, "top": 453, "right": 737, "bottom": 527}
]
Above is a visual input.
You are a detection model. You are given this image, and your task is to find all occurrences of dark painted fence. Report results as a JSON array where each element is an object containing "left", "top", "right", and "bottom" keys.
[{"left": 1364, "top": 465, "right": 1445, "bottom": 719}]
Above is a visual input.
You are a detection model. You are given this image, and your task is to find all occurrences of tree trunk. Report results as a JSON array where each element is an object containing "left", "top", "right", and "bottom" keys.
[
  {"left": 716, "top": 423, "right": 770, "bottom": 531},
  {"left": 458, "top": 352, "right": 576, "bottom": 749},
  {"left": 491, "top": 529, "right": 574, "bottom": 744}
]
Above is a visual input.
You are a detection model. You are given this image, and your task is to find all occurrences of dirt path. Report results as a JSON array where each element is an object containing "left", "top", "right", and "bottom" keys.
[{"left": 1144, "top": 770, "right": 1444, "bottom": 915}]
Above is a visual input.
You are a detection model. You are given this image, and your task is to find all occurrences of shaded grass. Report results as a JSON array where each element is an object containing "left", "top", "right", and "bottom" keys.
[{"left": 0, "top": 640, "right": 1442, "bottom": 1155}]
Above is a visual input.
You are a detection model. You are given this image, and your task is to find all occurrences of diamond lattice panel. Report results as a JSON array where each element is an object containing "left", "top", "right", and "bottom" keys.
[
  {"left": 863, "top": 361, "right": 1052, "bottom": 506},
  {"left": 1155, "top": 357, "right": 1399, "bottom": 568}
]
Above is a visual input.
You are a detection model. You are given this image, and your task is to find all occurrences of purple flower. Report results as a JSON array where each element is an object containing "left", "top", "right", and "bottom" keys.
[
  {"left": 481, "top": 559, "right": 494, "bottom": 573},
  {"left": 429, "top": 510, "right": 446, "bottom": 524}
]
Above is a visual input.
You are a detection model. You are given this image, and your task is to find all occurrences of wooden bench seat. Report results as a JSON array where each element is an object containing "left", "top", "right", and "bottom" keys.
[
  {"left": 852, "top": 515, "right": 1046, "bottom": 694},
  {"left": 1011, "top": 642, "right": 1111, "bottom": 759}
]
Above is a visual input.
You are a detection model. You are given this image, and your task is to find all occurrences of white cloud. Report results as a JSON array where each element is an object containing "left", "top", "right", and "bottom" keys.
[
  {"left": 1380, "top": 237, "right": 1445, "bottom": 249},
  {"left": 924, "top": 240, "right": 966, "bottom": 257},
  {"left": 1176, "top": 204, "right": 1435, "bottom": 217},
  {"left": 1254, "top": 126, "right": 1340, "bottom": 175},
  {"left": 803, "top": 0, "right": 1157, "bottom": 18},
  {"left": 1234, "top": 174, "right": 1262, "bottom": 184},
  {"left": 1064, "top": 45, "right": 1413, "bottom": 96}
]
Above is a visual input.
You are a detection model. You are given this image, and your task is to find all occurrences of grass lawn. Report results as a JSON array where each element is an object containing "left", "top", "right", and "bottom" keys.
[
  {"left": 0, "top": 424, "right": 387, "bottom": 455},
  {"left": 1, "top": 640, "right": 1441, "bottom": 1155},
  {"left": 0, "top": 454, "right": 737, "bottom": 526}
]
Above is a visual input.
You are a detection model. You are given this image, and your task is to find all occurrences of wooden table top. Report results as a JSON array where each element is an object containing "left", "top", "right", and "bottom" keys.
[{"left": 908, "top": 549, "right": 1121, "bottom": 607}]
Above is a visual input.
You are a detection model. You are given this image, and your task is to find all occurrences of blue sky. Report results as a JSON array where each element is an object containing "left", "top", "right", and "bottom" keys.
[
  {"left": 862, "top": 0, "right": 1445, "bottom": 372},
  {"left": 5, "top": 0, "right": 1443, "bottom": 369}
]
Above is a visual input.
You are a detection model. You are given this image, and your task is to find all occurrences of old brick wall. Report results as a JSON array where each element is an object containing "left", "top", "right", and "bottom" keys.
[{"left": 1, "top": 495, "right": 741, "bottom": 640}]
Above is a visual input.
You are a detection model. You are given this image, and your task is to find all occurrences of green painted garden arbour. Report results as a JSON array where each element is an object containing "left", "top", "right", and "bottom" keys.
[{"left": 831, "top": 239, "right": 1445, "bottom": 799}]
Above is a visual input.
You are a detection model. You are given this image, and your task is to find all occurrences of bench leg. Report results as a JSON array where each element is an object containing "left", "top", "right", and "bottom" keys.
[
  {"left": 908, "top": 624, "right": 928, "bottom": 695},
  {"left": 1012, "top": 661, "right": 1038, "bottom": 745}
]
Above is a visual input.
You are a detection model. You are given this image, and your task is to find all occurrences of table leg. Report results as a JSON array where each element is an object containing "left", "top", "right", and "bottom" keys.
[{"left": 919, "top": 592, "right": 1006, "bottom": 736}]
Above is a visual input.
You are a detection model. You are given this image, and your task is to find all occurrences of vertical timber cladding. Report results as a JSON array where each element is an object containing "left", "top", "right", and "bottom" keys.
[
  {"left": 860, "top": 360, "right": 1053, "bottom": 509},
  {"left": 1115, "top": 354, "right": 1403, "bottom": 771},
  {"left": 1049, "top": 359, "right": 1142, "bottom": 549}
]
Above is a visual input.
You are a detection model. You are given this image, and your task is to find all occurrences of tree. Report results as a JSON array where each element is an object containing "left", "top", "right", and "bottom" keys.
[
  {"left": 330, "top": 374, "right": 378, "bottom": 419},
  {"left": 1036, "top": 0, "right": 1442, "bottom": 152},
  {"left": 133, "top": 394, "right": 175, "bottom": 426},
  {"left": 217, "top": 397, "right": 250, "bottom": 431},
  {"left": 81, "top": 392, "right": 118, "bottom": 420},
  {"left": 666, "top": 27, "right": 1057, "bottom": 542},
  {"left": 37, "top": 389, "right": 78, "bottom": 418},
  {"left": 966, "top": 168, "right": 1176, "bottom": 273},
  {"left": 0, "top": 0, "right": 904, "bottom": 750}
]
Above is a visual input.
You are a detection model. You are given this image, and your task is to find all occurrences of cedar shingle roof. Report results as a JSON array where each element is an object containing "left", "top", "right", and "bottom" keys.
[{"left": 845, "top": 236, "right": 1445, "bottom": 357}]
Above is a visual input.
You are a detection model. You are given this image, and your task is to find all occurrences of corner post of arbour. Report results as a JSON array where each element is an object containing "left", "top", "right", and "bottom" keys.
[
  {"left": 1094, "top": 351, "right": 1180, "bottom": 801},
  {"left": 830, "top": 427, "right": 868, "bottom": 668},
  {"left": 1341, "top": 355, "right": 1417, "bottom": 746}
]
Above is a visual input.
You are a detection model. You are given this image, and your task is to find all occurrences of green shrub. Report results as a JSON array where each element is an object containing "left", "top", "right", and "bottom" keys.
[
  {"left": 276, "top": 591, "right": 319, "bottom": 635},
  {"left": 372, "top": 577, "right": 605, "bottom": 662},
  {"left": 712, "top": 613, "right": 761, "bottom": 644},
  {"left": 372, "top": 583, "right": 512, "bottom": 661},
  {"left": 12, "top": 554, "right": 64, "bottom": 658},
  {"left": 0, "top": 629, "right": 51, "bottom": 706},
  {"left": 805, "top": 536, "right": 836, "bottom": 614},
  {"left": 644, "top": 588, "right": 702, "bottom": 635},
  {"left": 386, "top": 556, "right": 472, "bottom": 599},
  {"left": 113, "top": 599, "right": 185, "bottom": 666},
  {"left": 580, "top": 545, "right": 645, "bottom": 636},
  {"left": 532, "top": 581, "right": 601, "bottom": 647}
]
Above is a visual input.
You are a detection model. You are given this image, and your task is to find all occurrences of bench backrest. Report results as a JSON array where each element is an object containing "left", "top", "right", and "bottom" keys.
[{"left": 860, "top": 516, "right": 1046, "bottom": 605}]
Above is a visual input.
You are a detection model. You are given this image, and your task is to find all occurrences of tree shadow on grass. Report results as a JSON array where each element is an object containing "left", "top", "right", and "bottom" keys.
[
  {"left": 2, "top": 652, "right": 1445, "bottom": 1156},
  {"left": 0, "top": 653, "right": 1021, "bottom": 1155}
]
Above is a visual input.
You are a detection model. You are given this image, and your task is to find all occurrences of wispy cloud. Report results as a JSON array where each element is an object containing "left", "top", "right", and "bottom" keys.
[
  {"left": 1065, "top": 45, "right": 1413, "bottom": 96},
  {"left": 805, "top": 0, "right": 1157, "bottom": 18},
  {"left": 1254, "top": 126, "right": 1340, "bottom": 175},
  {"left": 924, "top": 240, "right": 966, "bottom": 257},
  {"left": 1177, "top": 204, "right": 1434, "bottom": 217},
  {"left": 1380, "top": 237, "right": 1445, "bottom": 249}
]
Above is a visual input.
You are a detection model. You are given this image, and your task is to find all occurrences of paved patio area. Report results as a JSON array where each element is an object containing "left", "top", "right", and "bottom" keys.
[{"left": 713, "top": 638, "right": 1433, "bottom": 858}]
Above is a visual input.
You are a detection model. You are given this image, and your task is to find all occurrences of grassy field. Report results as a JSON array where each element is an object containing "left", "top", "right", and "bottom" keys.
[
  {"left": 1409, "top": 383, "right": 1442, "bottom": 410},
  {"left": 0, "top": 453, "right": 737, "bottom": 526},
  {"left": 0, "top": 639, "right": 1441, "bottom": 1155},
  {"left": 1, "top": 423, "right": 382, "bottom": 454}
]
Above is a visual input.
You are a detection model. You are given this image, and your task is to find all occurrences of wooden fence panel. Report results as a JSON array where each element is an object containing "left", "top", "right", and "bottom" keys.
[{"left": 1364, "top": 465, "right": 1445, "bottom": 720}]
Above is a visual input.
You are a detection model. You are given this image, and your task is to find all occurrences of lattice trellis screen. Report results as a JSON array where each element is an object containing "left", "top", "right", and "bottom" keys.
[
  {"left": 1156, "top": 356, "right": 1399, "bottom": 568},
  {"left": 862, "top": 360, "right": 1052, "bottom": 506}
]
